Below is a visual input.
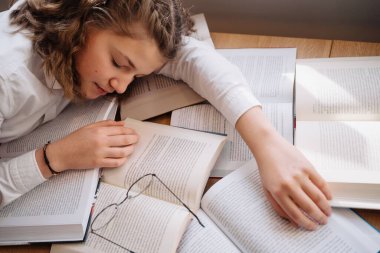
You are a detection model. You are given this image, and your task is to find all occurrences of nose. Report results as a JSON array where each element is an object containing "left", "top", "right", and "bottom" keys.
[{"left": 109, "top": 75, "right": 134, "bottom": 94}]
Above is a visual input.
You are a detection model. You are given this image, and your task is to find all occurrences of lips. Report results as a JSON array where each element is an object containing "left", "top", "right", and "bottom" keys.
[{"left": 94, "top": 82, "right": 108, "bottom": 95}]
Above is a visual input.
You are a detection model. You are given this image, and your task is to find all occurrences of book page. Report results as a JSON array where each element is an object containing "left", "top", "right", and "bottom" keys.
[
  {"left": 0, "top": 169, "right": 99, "bottom": 243},
  {"left": 201, "top": 160, "right": 380, "bottom": 253},
  {"left": 102, "top": 118, "right": 226, "bottom": 211},
  {"left": 296, "top": 121, "right": 380, "bottom": 209},
  {"left": 0, "top": 98, "right": 116, "bottom": 243},
  {"left": 0, "top": 97, "right": 116, "bottom": 158},
  {"left": 177, "top": 210, "right": 240, "bottom": 253},
  {"left": 296, "top": 56, "right": 380, "bottom": 121},
  {"left": 52, "top": 183, "right": 191, "bottom": 253},
  {"left": 217, "top": 48, "right": 296, "bottom": 103},
  {"left": 171, "top": 103, "right": 293, "bottom": 177},
  {"left": 296, "top": 121, "right": 380, "bottom": 182},
  {"left": 119, "top": 74, "right": 205, "bottom": 120}
]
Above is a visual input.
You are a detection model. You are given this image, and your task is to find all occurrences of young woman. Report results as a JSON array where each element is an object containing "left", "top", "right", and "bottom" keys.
[{"left": 0, "top": 0, "right": 332, "bottom": 230}]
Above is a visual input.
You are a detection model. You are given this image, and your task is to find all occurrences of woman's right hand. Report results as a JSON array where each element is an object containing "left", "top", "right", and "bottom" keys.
[{"left": 45, "top": 120, "right": 139, "bottom": 172}]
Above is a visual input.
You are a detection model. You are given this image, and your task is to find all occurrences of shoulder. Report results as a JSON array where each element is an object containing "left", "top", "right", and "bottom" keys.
[
  {"left": 0, "top": 1, "right": 34, "bottom": 69},
  {"left": 177, "top": 36, "right": 215, "bottom": 57}
]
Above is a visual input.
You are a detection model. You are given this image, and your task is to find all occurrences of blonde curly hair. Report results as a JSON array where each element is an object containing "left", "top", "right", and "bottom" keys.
[{"left": 10, "top": 0, "right": 194, "bottom": 99}]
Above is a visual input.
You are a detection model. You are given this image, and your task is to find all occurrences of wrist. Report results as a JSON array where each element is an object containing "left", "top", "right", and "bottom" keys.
[
  {"left": 36, "top": 142, "right": 66, "bottom": 179},
  {"left": 36, "top": 148, "right": 53, "bottom": 179},
  {"left": 43, "top": 141, "right": 63, "bottom": 175},
  {"left": 45, "top": 141, "right": 66, "bottom": 173},
  {"left": 236, "top": 107, "right": 279, "bottom": 148}
]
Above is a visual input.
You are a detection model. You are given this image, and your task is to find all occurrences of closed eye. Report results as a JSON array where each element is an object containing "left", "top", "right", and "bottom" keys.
[
  {"left": 112, "top": 59, "right": 121, "bottom": 68},
  {"left": 112, "top": 59, "right": 133, "bottom": 72}
]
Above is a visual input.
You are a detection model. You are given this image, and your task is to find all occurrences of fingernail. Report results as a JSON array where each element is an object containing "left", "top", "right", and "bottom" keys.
[
  {"left": 326, "top": 207, "right": 332, "bottom": 216},
  {"left": 308, "top": 224, "right": 318, "bottom": 231},
  {"left": 319, "top": 218, "right": 328, "bottom": 225}
]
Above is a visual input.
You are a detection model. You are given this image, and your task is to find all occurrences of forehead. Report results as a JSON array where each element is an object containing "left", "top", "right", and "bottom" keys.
[{"left": 85, "top": 24, "right": 167, "bottom": 71}]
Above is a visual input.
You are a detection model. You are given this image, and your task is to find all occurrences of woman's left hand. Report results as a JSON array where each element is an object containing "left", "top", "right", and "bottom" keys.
[
  {"left": 236, "top": 106, "right": 332, "bottom": 230},
  {"left": 256, "top": 133, "right": 332, "bottom": 230}
]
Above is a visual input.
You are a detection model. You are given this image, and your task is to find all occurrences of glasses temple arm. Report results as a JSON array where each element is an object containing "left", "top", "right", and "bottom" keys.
[{"left": 154, "top": 175, "right": 205, "bottom": 227}]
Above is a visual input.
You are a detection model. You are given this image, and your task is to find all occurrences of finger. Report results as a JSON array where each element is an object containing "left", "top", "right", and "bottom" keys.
[
  {"left": 264, "top": 189, "right": 289, "bottom": 219},
  {"left": 307, "top": 168, "right": 333, "bottom": 200},
  {"left": 302, "top": 180, "right": 332, "bottom": 217},
  {"left": 104, "top": 126, "right": 138, "bottom": 136},
  {"left": 290, "top": 185, "right": 329, "bottom": 225},
  {"left": 265, "top": 190, "right": 299, "bottom": 228},
  {"left": 90, "top": 120, "right": 124, "bottom": 128},
  {"left": 101, "top": 157, "right": 129, "bottom": 168},
  {"left": 107, "top": 134, "right": 139, "bottom": 147},
  {"left": 105, "top": 145, "right": 135, "bottom": 158},
  {"left": 273, "top": 194, "right": 319, "bottom": 230}
]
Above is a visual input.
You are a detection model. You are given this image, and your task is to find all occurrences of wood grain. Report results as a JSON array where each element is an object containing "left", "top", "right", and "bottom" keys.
[
  {"left": 331, "top": 40, "right": 380, "bottom": 57},
  {"left": 211, "top": 32, "right": 332, "bottom": 58}
]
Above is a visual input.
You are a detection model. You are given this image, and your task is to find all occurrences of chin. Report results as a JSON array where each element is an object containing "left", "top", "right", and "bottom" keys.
[
  {"left": 82, "top": 91, "right": 97, "bottom": 100},
  {"left": 88, "top": 94, "right": 101, "bottom": 100}
]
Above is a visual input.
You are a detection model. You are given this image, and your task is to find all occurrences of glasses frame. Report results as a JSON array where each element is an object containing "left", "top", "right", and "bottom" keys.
[{"left": 91, "top": 173, "right": 204, "bottom": 233}]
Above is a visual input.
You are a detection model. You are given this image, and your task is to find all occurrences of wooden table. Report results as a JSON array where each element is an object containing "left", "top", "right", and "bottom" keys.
[{"left": 1, "top": 32, "right": 380, "bottom": 253}]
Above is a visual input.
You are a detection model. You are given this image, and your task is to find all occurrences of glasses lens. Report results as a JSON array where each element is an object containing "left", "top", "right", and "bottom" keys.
[
  {"left": 91, "top": 204, "right": 118, "bottom": 232},
  {"left": 128, "top": 174, "right": 154, "bottom": 198}
]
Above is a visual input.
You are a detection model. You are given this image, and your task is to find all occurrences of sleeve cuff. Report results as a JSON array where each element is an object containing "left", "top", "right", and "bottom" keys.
[{"left": 9, "top": 150, "right": 46, "bottom": 198}]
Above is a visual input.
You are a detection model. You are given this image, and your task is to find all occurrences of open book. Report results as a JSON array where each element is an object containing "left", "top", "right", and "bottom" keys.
[
  {"left": 119, "top": 13, "right": 212, "bottom": 121},
  {"left": 295, "top": 56, "right": 380, "bottom": 209},
  {"left": 177, "top": 160, "right": 380, "bottom": 253},
  {"left": 51, "top": 118, "right": 226, "bottom": 253},
  {"left": 171, "top": 48, "right": 296, "bottom": 176},
  {"left": 0, "top": 98, "right": 117, "bottom": 244}
]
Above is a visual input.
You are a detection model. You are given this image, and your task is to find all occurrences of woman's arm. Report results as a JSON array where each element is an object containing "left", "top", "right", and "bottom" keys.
[
  {"left": 0, "top": 151, "right": 46, "bottom": 209},
  {"left": 158, "top": 37, "right": 260, "bottom": 125},
  {"left": 0, "top": 120, "right": 139, "bottom": 208},
  {"left": 236, "top": 106, "right": 332, "bottom": 230},
  {"left": 159, "top": 36, "right": 332, "bottom": 229}
]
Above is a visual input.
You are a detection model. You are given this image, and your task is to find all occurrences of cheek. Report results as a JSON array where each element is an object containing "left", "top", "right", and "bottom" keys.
[
  {"left": 76, "top": 48, "right": 96, "bottom": 71},
  {"left": 76, "top": 57, "right": 102, "bottom": 80}
]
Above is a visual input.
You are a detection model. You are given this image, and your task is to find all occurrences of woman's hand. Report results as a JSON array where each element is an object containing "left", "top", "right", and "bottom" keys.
[
  {"left": 236, "top": 107, "right": 332, "bottom": 230},
  {"left": 41, "top": 120, "right": 139, "bottom": 173},
  {"left": 256, "top": 133, "right": 332, "bottom": 230}
]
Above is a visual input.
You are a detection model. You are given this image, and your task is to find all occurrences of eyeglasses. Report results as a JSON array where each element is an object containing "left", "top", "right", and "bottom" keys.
[{"left": 91, "top": 173, "right": 204, "bottom": 232}]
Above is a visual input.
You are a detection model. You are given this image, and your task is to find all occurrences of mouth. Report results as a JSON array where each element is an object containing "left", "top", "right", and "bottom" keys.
[{"left": 94, "top": 82, "right": 108, "bottom": 95}]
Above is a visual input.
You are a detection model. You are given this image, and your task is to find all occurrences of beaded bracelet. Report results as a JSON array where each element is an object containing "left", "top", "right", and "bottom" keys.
[{"left": 43, "top": 141, "right": 60, "bottom": 176}]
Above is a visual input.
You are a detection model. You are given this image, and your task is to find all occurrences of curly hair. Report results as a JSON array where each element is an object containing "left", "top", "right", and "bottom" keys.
[{"left": 9, "top": 0, "right": 194, "bottom": 99}]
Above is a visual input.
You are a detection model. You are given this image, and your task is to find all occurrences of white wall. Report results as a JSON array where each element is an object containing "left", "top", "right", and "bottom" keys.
[{"left": 184, "top": 0, "right": 380, "bottom": 42}]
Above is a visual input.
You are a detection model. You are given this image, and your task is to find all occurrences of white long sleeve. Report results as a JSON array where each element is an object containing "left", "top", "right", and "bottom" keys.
[
  {"left": 0, "top": 152, "right": 46, "bottom": 208},
  {"left": 0, "top": 4, "right": 66, "bottom": 208},
  {"left": 158, "top": 36, "right": 261, "bottom": 126}
]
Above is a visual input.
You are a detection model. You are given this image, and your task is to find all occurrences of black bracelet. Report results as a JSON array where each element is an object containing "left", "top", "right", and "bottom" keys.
[{"left": 43, "top": 141, "right": 60, "bottom": 176}]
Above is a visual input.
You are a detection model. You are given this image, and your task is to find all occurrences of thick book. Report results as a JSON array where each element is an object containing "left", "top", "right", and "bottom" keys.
[
  {"left": 170, "top": 48, "right": 296, "bottom": 177},
  {"left": 177, "top": 160, "right": 380, "bottom": 253},
  {"left": 0, "top": 98, "right": 118, "bottom": 245},
  {"left": 51, "top": 118, "right": 226, "bottom": 253},
  {"left": 295, "top": 56, "right": 380, "bottom": 209},
  {"left": 119, "top": 13, "right": 212, "bottom": 121}
]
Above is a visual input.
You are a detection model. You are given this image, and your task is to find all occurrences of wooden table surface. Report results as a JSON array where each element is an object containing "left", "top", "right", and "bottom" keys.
[{"left": 1, "top": 32, "right": 380, "bottom": 253}]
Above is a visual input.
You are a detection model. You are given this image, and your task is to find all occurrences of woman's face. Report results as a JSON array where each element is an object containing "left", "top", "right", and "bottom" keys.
[{"left": 75, "top": 23, "right": 167, "bottom": 99}]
